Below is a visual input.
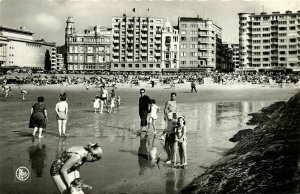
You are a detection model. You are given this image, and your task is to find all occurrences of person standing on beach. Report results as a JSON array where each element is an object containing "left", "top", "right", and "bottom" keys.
[
  {"left": 29, "top": 96, "right": 47, "bottom": 138},
  {"left": 99, "top": 86, "right": 108, "bottom": 113},
  {"left": 164, "top": 92, "right": 177, "bottom": 121},
  {"left": 191, "top": 80, "right": 197, "bottom": 93},
  {"left": 139, "top": 88, "right": 151, "bottom": 133},
  {"left": 55, "top": 93, "right": 68, "bottom": 137}
]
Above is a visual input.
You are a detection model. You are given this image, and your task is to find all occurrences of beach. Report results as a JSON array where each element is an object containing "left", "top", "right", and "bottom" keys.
[{"left": 0, "top": 82, "right": 299, "bottom": 194}]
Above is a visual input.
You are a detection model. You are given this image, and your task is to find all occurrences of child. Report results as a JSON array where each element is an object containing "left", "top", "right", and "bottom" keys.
[
  {"left": 21, "top": 90, "right": 28, "bottom": 100},
  {"left": 93, "top": 96, "right": 100, "bottom": 113},
  {"left": 70, "top": 178, "right": 92, "bottom": 194},
  {"left": 116, "top": 96, "right": 121, "bottom": 109},
  {"left": 108, "top": 97, "right": 116, "bottom": 114},
  {"left": 161, "top": 112, "right": 177, "bottom": 165},
  {"left": 148, "top": 99, "right": 160, "bottom": 134},
  {"left": 175, "top": 116, "right": 187, "bottom": 168}
]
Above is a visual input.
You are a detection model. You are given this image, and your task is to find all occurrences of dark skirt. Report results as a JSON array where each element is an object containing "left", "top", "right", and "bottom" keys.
[{"left": 29, "top": 113, "right": 46, "bottom": 128}]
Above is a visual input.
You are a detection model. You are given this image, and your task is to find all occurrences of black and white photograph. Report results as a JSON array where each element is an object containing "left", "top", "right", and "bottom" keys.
[{"left": 0, "top": 0, "right": 299, "bottom": 193}]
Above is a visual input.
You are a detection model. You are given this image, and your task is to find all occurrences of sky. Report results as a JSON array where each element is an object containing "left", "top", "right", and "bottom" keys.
[{"left": 0, "top": 0, "right": 299, "bottom": 46}]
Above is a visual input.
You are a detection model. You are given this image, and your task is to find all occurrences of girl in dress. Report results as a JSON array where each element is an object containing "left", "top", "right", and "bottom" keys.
[
  {"left": 108, "top": 97, "right": 116, "bottom": 114},
  {"left": 29, "top": 96, "right": 47, "bottom": 138},
  {"left": 93, "top": 96, "right": 100, "bottom": 113},
  {"left": 174, "top": 116, "right": 187, "bottom": 168}
]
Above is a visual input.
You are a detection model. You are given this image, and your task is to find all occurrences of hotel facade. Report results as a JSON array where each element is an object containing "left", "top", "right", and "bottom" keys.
[
  {"left": 65, "top": 17, "right": 112, "bottom": 71},
  {"left": 178, "top": 16, "right": 222, "bottom": 71},
  {"left": 239, "top": 11, "right": 300, "bottom": 72},
  {"left": 0, "top": 26, "right": 56, "bottom": 70}
]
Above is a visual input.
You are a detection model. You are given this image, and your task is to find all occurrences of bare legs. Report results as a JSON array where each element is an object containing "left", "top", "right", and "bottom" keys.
[
  {"left": 52, "top": 171, "right": 78, "bottom": 194},
  {"left": 32, "top": 127, "right": 44, "bottom": 138},
  {"left": 57, "top": 119, "right": 68, "bottom": 137}
]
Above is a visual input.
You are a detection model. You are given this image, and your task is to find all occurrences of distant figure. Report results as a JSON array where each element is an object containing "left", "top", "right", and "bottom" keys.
[
  {"left": 70, "top": 178, "right": 92, "bottom": 194},
  {"left": 93, "top": 96, "right": 100, "bottom": 113},
  {"left": 55, "top": 93, "right": 68, "bottom": 137},
  {"left": 21, "top": 90, "right": 28, "bottom": 100},
  {"left": 99, "top": 86, "right": 108, "bottom": 113},
  {"left": 151, "top": 80, "right": 155, "bottom": 88},
  {"left": 86, "top": 85, "right": 89, "bottom": 90},
  {"left": 108, "top": 97, "right": 116, "bottom": 114},
  {"left": 148, "top": 99, "right": 160, "bottom": 134},
  {"left": 116, "top": 96, "right": 121, "bottom": 109},
  {"left": 7, "top": 86, "right": 14, "bottom": 96},
  {"left": 191, "top": 80, "right": 197, "bottom": 93},
  {"left": 139, "top": 88, "right": 151, "bottom": 133},
  {"left": 29, "top": 96, "right": 47, "bottom": 138},
  {"left": 164, "top": 92, "right": 177, "bottom": 121}
]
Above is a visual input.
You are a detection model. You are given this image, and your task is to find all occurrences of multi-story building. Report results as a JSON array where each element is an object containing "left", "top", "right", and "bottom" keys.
[
  {"left": 161, "top": 20, "right": 179, "bottom": 72},
  {"left": 0, "top": 26, "right": 56, "bottom": 70},
  {"left": 239, "top": 10, "right": 300, "bottom": 72},
  {"left": 178, "top": 16, "right": 222, "bottom": 72},
  {"left": 56, "top": 53, "right": 64, "bottom": 70},
  {"left": 111, "top": 15, "right": 164, "bottom": 72},
  {"left": 231, "top": 44, "right": 240, "bottom": 70},
  {"left": 65, "top": 17, "right": 112, "bottom": 71},
  {"left": 217, "top": 42, "right": 234, "bottom": 72}
]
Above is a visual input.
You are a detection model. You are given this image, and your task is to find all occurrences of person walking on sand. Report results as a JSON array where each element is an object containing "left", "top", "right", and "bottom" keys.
[
  {"left": 21, "top": 90, "right": 28, "bottom": 100},
  {"left": 55, "top": 93, "right": 68, "bottom": 137},
  {"left": 99, "top": 85, "right": 108, "bottom": 113},
  {"left": 191, "top": 80, "right": 197, "bottom": 93},
  {"left": 148, "top": 99, "right": 160, "bottom": 134},
  {"left": 164, "top": 92, "right": 177, "bottom": 121},
  {"left": 29, "top": 96, "right": 47, "bottom": 138},
  {"left": 139, "top": 88, "right": 151, "bottom": 134}
]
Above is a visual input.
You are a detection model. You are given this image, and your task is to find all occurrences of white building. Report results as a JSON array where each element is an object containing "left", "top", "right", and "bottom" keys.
[
  {"left": 0, "top": 26, "right": 56, "bottom": 70},
  {"left": 161, "top": 20, "right": 179, "bottom": 72},
  {"left": 239, "top": 11, "right": 300, "bottom": 72}
]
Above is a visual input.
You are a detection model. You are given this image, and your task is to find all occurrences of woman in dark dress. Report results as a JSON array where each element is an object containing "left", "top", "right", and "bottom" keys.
[
  {"left": 29, "top": 96, "right": 47, "bottom": 138},
  {"left": 50, "top": 143, "right": 103, "bottom": 194}
]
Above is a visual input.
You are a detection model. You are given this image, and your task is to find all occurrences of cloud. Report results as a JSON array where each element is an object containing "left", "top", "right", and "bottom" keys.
[{"left": 35, "top": 13, "right": 62, "bottom": 31}]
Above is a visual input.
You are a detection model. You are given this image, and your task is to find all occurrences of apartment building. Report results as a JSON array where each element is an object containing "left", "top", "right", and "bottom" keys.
[
  {"left": 161, "top": 20, "right": 179, "bottom": 72},
  {"left": 0, "top": 26, "right": 56, "bottom": 70},
  {"left": 65, "top": 17, "right": 112, "bottom": 71},
  {"left": 178, "top": 16, "right": 222, "bottom": 72},
  {"left": 239, "top": 11, "right": 300, "bottom": 72},
  {"left": 111, "top": 15, "right": 164, "bottom": 72},
  {"left": 231, "top": 44, "right": 240, "bottom": 70}
]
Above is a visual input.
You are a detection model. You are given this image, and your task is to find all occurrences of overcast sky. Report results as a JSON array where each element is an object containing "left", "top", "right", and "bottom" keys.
[{"left": 0, "top": 0, "right": 299, "bottom": 46}]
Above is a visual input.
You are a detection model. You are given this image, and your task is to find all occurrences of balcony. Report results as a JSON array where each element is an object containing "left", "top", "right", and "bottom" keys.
[
  {"left": 142, "top": 28, "right": 148, "bottom": 31},
  {"left": 141, "top": 34, "right": 147, "bottom": 38},
  {"left": 127, "top": 33, "right": 134, "bottom": 37},
  {"left": 155, "top": 41, "right": 161, "bottom": 44},
  {"left": 141, "top": 47, "right": 147, "bottom": 50},
  {"left": 113, "top": 53, "right": 119, "bottom": 57},
  {"left": 113, "top": 33, "right": 119, "bottom": 37},
  {"left": 141, "top": 40, "right": 147, "bottom": 44},
  {"left": 155, "top": 34, "right": 161, "bottom": 38},
  {"left": 155, "top": 53, "right": 161, "bottom": 57},
  {"left": 127, "top": 53, "right": 133, "bottom": 57},
  {"left": 113, "top": 40, "right": 119, "bottom": 44},
  {"left": 155, "top": 47, "right": 161, "bottom": 50},
  {"left": 141, "top": 53, "right": 147, "bottom": 57},
  {"left": 127, "top": 47, "right": 133, "bottom": 50},
  {"left": 113, "top": 46, "right": 119, "bottom": 50}
]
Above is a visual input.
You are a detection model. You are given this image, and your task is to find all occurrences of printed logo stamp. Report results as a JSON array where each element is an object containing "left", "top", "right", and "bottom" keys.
[{"left": 15, "top": 166, "right": 31, "bottom": 182}]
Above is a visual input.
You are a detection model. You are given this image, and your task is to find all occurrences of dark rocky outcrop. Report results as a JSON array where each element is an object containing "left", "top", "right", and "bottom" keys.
[
  {"left": 229, "top": 129, "right": 253, "bottom": 142},
  {"left": 181, "top": 93, "right": 300, "bottom": 194}
]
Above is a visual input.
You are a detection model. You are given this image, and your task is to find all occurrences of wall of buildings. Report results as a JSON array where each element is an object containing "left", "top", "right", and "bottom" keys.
[{"left": 239, "top": 11, "right": 300, "bottom": 72}]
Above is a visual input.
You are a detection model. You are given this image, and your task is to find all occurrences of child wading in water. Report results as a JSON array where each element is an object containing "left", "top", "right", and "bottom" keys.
[
  {"left": 174, "top": 116, "right": 188, "bottom": 168},
  {"left": 93, "top": 96, "right": 100, "bottom": 113},
  {"left": 108, "top": 97, "right": 116, "bottom": 114},
  {"left": 148, "top": 99, "right": 160, "bottom": 134}
]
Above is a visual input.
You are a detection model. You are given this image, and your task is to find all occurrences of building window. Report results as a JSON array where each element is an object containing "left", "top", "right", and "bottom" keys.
[
  {"left": 180, "top": 52, "right": 186, "bottom": 57},
  {"left": 135, "top": 64, "right": 139, "bottom": 68},
  {"left": 142, "top": 64, "right": 146, "bottom": 68},
  {"left": 156, "top": 64, "right": 160, "bottom": 68},
  {"left": 114, "top": 64, "right": 118, "bottom": 68},
  {"left": 181, "top": 36, "right": 187, "bottom": 41}
]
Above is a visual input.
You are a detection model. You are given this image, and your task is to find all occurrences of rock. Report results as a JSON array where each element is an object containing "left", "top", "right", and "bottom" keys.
[{"left": 229, "top": 129, "right": 253, "bottom": 142}]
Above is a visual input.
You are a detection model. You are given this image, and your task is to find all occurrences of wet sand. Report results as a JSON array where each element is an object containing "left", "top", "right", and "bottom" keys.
[{"left": 0, "top": 83, "right": 299, "bottom": 194}]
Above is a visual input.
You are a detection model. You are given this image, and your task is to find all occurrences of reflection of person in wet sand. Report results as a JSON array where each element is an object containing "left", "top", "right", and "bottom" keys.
[
  {"left": 165, "top": 168, "right": 186, "bottom": 193},
  {"left": 55, "top": 93, "right": 68, "bottom": 137},
  {"left": 138, "top": 134, "right": 157, "bottom": 175},
  {"left": 50, "top": 143, "right": 103, "bottom": 194},
  {"left": 28, "top": 139, "right": 46, "bottom": 177}
]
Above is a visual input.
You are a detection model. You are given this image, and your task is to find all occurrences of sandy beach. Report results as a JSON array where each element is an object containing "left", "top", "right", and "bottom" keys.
[{"left": 0, "top": 82, "right": 299, "bottom": 194}]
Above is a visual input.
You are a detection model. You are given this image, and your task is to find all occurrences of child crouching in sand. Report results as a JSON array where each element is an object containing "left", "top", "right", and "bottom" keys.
[{"left": 70, "top": 178, "right": 92, "bottom": 194}]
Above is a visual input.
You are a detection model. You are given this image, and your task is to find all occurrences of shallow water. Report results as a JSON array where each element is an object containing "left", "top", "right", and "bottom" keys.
[{"left": 0, "top": 85, "right": 298, "bottom": 194}]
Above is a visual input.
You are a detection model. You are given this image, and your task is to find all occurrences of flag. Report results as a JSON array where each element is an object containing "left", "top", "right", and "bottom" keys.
[{"left": 133, "top": 8, "right": 135, "bottom": 13}]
